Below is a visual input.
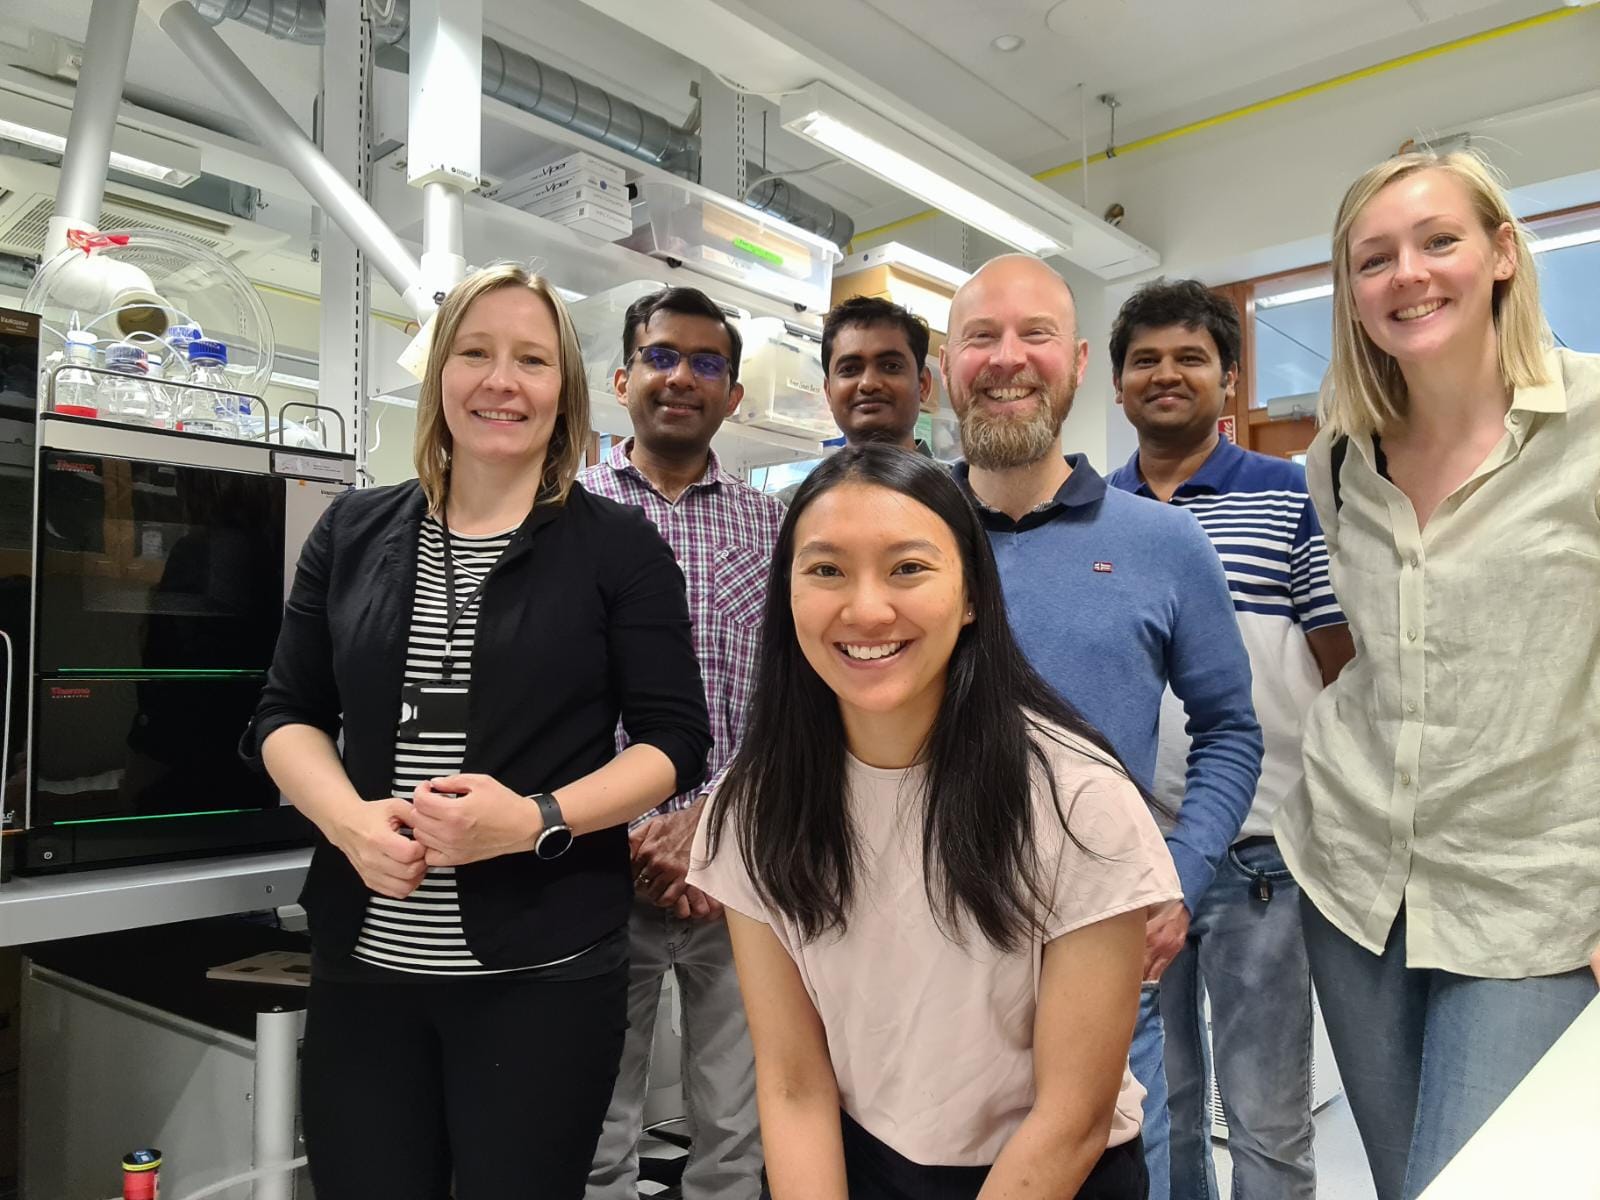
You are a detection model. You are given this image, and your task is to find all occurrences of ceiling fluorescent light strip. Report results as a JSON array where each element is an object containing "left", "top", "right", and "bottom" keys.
[
  {"left": 1256, "top": 283, "right": 1335, "bottom": 309},
  {"left": 782, "top": 83, "right": 1073, "bottom": 257},
  {"left": 0, "top": 92, "right": 201, "bottom": 186}
]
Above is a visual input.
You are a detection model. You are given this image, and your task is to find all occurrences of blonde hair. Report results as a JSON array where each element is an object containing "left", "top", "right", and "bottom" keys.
[
  {"left": 1321, "top": 150, "right": 1551, "bottom": 437},
  {"left": 412, "top": 263, "right": 591, "bottom": 514}
]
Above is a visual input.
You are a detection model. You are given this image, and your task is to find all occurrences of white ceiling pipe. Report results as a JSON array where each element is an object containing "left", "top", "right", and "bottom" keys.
[{"left": 138, "top": 0, "right": 434, "bottom": 320}]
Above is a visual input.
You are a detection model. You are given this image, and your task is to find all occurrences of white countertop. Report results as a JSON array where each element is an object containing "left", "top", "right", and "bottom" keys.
[
  {"left": 1419, "top": 993, "right": 1600, "bottom": 1198},
  {"left": 0, "top": 849, "right": 311, "bottom": 946}
]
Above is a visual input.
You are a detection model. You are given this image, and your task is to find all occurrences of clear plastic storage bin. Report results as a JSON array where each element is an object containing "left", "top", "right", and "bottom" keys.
[
  {"left": 625, "top": 181, "right": 842, "bottom": 314},
  {"left": 733, "top": 317, "right": 836, "bottom": 438},
  {"left": 566, "top": 280, "right": 675, "bottom": 396}
]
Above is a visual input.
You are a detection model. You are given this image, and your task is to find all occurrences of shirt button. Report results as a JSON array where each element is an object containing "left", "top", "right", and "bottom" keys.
[
  {"left": 1407, "top": 628, "right": 1418, "bottom": 642},
  {"left": 1401, "top": 771, "right": 1412, "bottom": 786},
  {"left": 1409, "top": 556, "right": 1420, "bottom": 569},
  {"left": 1406, "top": 701, "right": 1417, "bottom": 714},
  {"left": 1398, "top": 837, "right": 1410, "bottom": 851}
]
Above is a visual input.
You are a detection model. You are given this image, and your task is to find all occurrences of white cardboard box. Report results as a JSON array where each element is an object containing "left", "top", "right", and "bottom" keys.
[
  {"left": 494, "top": 170, "right": 631, "bottom": 212},
  {"left": 487, "top": 151, "right": 627, "bottom": 203},
  {"left": 541, "top": 199, "right": 634, "bottom": 241},
  {"left": 524, "top": 181, "right": 632, "bottom": 219}
]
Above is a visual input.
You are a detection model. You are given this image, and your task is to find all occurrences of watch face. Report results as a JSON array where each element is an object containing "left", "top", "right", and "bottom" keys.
[{"left": 537, "top": 825, "right": 574, "bottom": 859}]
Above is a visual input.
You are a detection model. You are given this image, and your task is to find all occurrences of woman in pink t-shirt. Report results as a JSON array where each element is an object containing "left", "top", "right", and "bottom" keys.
[{"left": 689, "top": 446, "right": 1181, "bottom": 1199}]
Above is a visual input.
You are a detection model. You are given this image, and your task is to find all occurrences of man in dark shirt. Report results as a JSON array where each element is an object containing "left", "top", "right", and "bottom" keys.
[{"left": 776, "top": 295, "right": 934, "bottom": 503}]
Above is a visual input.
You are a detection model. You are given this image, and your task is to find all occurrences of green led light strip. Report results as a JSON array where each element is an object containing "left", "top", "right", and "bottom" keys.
[
  {"left": 55, "top": 808, "right": 257, "bottom": 827},
  {"left": 53, "top": 669, "right": 265, "bottom": 678}
]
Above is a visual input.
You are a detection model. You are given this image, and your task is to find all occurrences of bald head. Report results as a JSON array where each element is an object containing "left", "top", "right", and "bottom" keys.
[
  {"left": 940, "top": 254, "right": 1090, "bottom": 471},
  {"left": 948, "top": 254, "right": 1079, "bottom": 341}
]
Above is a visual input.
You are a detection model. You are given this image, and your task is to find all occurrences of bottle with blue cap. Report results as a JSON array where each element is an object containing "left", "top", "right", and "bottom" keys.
[
  {"left": 49, "top": 330, "right": 101, "bottom": 417},
  {"left": 101, "top": 344, "right": 160, "bottom": 426},
  {"left": 174, "top": 338, "right": 242, "bottom": 438},
  {"left": 162, "top": 323, "right": 202, "bottom": 386}
]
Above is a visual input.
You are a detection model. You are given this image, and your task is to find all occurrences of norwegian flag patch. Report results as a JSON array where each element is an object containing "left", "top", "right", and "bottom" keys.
[{"left": 1093, "top": 561, "right": 1114, "bottom": 574}]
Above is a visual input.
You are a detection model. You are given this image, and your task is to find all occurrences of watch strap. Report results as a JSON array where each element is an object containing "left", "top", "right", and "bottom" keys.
[
  {"left": 530, "top": 792, "right": 572, "bottom": 859},
  {"left": 531, "top": 791, "right": 567, "bottom": 834}
]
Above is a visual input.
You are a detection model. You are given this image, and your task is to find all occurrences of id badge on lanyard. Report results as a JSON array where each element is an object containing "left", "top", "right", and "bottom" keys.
[
  {"left": 397, "top": 680, "right": 470, "bottom": 737},
  {"left": 399, "top": 524, "right": 486, "bottom": 736}
]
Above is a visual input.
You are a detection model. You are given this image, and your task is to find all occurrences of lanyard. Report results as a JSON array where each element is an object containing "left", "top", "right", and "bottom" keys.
[{"left": 439, "top": 523, "right": 495, "bottom": 681}]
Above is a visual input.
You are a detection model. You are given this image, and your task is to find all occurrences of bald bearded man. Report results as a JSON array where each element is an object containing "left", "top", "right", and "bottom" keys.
[{"left": 943, "top": 254, "right": 1264, "bottom": 1200}]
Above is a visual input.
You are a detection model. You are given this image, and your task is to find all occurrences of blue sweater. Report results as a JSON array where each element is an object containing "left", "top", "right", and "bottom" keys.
[{"left": 955, "top": 456, "right": 1264, "bottom": 909}]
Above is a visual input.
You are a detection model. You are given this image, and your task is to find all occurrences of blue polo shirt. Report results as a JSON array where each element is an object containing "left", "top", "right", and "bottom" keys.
[
  {"left": 1109, "top": 439, "right": 1344, "bottom": 840},
  {"left": 954, "top": 455, "right": 1263, "bottom": 909}
]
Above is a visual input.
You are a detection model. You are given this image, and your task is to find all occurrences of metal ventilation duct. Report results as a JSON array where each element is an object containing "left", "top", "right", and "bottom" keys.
[{"left": 189, "top": 0, "right": 855, "bottom": 244}]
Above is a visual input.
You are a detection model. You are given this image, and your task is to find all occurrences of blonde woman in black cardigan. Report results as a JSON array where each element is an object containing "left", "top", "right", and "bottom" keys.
[{"left": 252, "top": 264, "right": 711, "bottom": 1198}]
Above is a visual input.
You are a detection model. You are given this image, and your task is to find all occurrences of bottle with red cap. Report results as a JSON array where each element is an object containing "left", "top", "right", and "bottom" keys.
[{"left": 122, "top": 1147, "right": 161, "bottom": 1199}]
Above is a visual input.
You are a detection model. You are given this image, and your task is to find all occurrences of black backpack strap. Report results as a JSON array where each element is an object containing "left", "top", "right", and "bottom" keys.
[{"left": 1329, "top": 435, "right": 1349, "bottom": 514}]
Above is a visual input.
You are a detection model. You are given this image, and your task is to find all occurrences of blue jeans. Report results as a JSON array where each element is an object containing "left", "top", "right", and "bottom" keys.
[
  {"left": 1301, "top": 896, "right": 1598, "bottom": 1200},
  {"left": 1161, "top": 838, "right": 1315, "bottom": 1200},
  {"left": 1130, "top": 985, "right": 1170, "bottom": 1200}
]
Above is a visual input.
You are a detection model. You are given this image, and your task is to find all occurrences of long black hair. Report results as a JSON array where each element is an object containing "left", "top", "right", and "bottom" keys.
[{"left": 708, "top": 445, "right": 1152, "bottom": 953}]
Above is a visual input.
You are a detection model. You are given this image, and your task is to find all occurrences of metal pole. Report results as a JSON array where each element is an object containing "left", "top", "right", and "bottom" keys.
[
  {"left": 47, "top": 0, "right": 140, "bottom": 256},
  {"left": 319, "top": 0, "right": 373, "bottom": 482},
  {"left": 421, "top": 180, "right": 464, "bottom": 299},
  {"left": 139, "top": 0, "right": 431, "bottom": 319},
  {"left": 251, "top": 1008, "right": 301, "bottom": 1200},
  {"left": 1078, "top": 83, "right": 1089, "bottom": 212}
]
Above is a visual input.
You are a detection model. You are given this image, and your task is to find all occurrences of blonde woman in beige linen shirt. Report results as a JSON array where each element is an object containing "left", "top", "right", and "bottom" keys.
[
  {"left": 690, "top": 447, "right": 1181, "bottom": 1200},
  {"left": 1274, "top": 151, "right": 1600, "bottom": 1200}
]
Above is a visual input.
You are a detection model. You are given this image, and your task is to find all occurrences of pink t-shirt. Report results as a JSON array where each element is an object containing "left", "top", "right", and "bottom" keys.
[{"left": 688, "top": 722, "right": 1181, "bottom": 1167}]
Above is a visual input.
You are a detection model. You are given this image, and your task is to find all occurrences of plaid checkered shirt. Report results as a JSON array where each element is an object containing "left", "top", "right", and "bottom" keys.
[{"left": 579, "top": 439, "right": 784, "bottom": 824}]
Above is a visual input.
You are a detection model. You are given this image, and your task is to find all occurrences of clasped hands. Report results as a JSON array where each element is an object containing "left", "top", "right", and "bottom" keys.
[{"left": 333, "top": 774, "right": 540, "bottom": 899}]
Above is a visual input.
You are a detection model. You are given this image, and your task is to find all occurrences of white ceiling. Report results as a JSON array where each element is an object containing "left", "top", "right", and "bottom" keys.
[
  {"left": 716, "top": 0, "right": 1559, "bottom": 223},
  {"left": 0, "top": 0, "right": 1570, "bottom": 239}
]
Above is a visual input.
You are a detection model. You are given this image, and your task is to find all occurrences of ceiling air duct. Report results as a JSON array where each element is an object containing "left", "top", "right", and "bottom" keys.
[{"left": 188, "top": 0, "right": 855, "bottom": 244}]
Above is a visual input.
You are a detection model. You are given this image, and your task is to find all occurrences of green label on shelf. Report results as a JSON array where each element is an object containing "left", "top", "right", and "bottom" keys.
[{"left": 732, "top": 237, "right": 785, "bottom": 267}]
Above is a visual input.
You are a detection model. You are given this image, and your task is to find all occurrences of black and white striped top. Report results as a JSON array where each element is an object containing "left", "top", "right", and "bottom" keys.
[{"left": 351, "top": 518, "right": 520, "bottom": 976}]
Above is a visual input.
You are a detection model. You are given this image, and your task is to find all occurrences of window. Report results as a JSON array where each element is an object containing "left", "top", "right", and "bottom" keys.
[
  {"left": 1253, "top": 269, "right": 1332, "bottom": 415},
  {"left": 1531, "top": 208, "right": 1600, "bottom": 353}
]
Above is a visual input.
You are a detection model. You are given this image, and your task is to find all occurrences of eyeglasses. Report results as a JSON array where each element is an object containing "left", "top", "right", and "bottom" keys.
[{"left": 631, "top": 345, "right": 731, "bottom": 380}]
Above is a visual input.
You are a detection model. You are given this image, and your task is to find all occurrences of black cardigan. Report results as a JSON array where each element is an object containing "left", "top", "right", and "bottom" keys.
[{"left": 248, "top": 480, "right": 711, "bottom": 968}]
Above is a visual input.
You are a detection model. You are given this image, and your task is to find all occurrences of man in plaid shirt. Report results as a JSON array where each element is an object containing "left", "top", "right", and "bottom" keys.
[{"left": 583, "top": 286, "right": 782, "bottom": 1200}]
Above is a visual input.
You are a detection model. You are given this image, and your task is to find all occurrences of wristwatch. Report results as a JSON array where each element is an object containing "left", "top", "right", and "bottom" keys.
[{"left": 530, "top": 792, "right": 573, "bottom": 860}]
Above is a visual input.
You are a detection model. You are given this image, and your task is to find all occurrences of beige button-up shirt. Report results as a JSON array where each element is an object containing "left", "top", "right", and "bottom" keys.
[{"left": 1276, "top": 348, "right": 1600, "bottom": 978}]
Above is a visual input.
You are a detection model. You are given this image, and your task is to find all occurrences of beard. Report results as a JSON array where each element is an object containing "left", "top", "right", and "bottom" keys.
[{"left": 956, "top": 373, "right": 1076, "bottom": 469}]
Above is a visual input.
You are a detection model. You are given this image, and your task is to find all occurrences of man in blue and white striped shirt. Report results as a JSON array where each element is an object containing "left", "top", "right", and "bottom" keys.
[{"left": 1107, "top": 280, "right": 1354, "bottom": 1200}]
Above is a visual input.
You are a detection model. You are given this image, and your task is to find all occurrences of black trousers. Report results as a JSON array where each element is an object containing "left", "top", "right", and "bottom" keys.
[
  {"left": 763, "top": 1111, "right": 1147, "bottom": 1199},
  {"left": 300, "top": 965, "right": 628, "bottom": 1199}
]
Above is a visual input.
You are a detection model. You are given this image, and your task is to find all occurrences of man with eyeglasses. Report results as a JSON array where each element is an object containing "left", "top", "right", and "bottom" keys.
[{"left": 583, "top": 286, "right": 779, "bottom": 1200}]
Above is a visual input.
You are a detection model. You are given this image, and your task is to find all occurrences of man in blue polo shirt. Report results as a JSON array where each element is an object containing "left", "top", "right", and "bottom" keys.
[
  {"left": 942, "top": 254, "right": 1263, "bottom": 1200},
  {"left": 1107, "top": 280, "right": 1353, "bottom": 1200}
]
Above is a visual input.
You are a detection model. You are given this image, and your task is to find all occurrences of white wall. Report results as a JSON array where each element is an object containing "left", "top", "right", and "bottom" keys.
[{"left": 860, "top": 12, "right": 1600, "bottom": 469}]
